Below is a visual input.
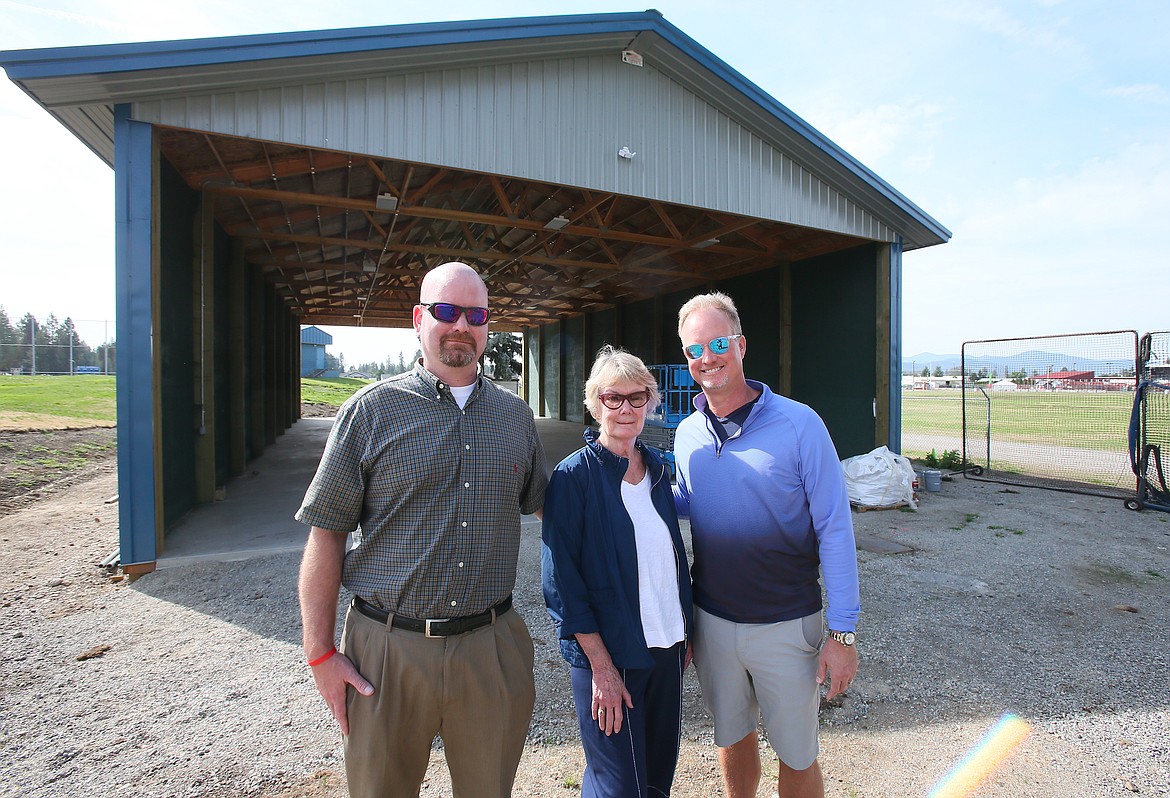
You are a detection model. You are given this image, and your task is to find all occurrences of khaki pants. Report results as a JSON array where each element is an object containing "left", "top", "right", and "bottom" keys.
[{"left": 341, "top": 604, "right": 536, "bottom": 798}]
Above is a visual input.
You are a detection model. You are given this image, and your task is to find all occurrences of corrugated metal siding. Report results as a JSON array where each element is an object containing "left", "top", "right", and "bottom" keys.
[
  {"left": 300, "top": 326, "right": 333, "bottom": 345},
  {"left": 134, "top": 53, "right": 895, "bottom": 243}
]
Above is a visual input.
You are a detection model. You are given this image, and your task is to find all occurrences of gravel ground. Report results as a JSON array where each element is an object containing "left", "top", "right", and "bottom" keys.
[{"left": 1, "top": 462, "right": 1168, "bottom": 797}]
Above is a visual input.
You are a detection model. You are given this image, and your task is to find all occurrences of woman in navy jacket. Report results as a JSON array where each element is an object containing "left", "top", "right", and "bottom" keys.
[{"left": 542, "top": 346, "right": 694, "bottom": 798}]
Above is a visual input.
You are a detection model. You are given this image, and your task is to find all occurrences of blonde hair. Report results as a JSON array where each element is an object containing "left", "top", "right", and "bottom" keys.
[
  {"left": 677, "top": 291, "right": 742, "bottom": 336},
  {"left": 583, "top": 345, "right": 661, "bottom": 417}
]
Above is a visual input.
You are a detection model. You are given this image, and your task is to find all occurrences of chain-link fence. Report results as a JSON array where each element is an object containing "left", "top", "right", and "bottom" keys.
[
  {"left": 901, "top": 388, "right": 965, "bottom": 466},
  {"left": 959, "top": 331, "right": 1138, "bottom": 498},
  {"left": 1131, "top": 331, "right": 1170, "bottom": 511},
  {"left": 898, "top": 329, "right": 1137, "bottom": 496},
  {"left": 1, "top": 319, "right": 115, "bottom": 375}
]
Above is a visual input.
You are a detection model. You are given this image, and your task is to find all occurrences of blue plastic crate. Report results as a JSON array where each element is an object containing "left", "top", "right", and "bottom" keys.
[{"left": 646, "top": 364, "right": 701, "bottom": 428}]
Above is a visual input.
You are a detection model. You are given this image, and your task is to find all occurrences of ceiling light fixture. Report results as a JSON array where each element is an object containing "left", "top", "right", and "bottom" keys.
[
  {"left": 544, "top": 215, "right": 570, "bottom": 231},
  {"left": 693, "top": 238, "right": 720, "bottom": 249},
  {"left": 375, "top": 193, "right": 399, "bottom": 211}
]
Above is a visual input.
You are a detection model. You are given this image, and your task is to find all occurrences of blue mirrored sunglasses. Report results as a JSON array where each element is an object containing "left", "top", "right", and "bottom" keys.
[
  {"left": 683, "top": 334, "right": 742, "bottom": 360},
  {"left": 420, "top": 302, "right": 490, "bottom": 326}
]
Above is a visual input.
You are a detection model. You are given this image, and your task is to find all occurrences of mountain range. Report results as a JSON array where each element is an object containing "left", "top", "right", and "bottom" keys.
[{"left": 902, "top": 350, "right": 1135, "bottom": 376}]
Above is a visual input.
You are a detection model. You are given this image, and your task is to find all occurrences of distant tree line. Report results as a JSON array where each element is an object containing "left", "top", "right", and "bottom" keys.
[
  {"left": 332, "top": 332, "right": 522, "bottom": 381},
  {"left": 339, "top": 348, "right": 420, "bottom": 379},
  {"left": 0, "top": 307, "right": 116, "bottom": 374}
]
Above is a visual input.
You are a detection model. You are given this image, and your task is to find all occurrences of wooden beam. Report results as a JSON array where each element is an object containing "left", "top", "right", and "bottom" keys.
[{"left": 185, "top": 150, "right": 353, "bottom": 187}]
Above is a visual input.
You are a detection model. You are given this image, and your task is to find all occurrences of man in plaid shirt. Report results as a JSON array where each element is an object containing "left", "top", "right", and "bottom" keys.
[{"left": 296, "top": 261, "right": 548, "bottom": 798}]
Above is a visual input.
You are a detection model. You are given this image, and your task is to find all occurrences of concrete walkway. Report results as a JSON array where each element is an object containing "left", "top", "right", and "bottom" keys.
[
  {"left": 158, "top": 416, "right": 589, "bottom": 567},
  {"left": 158, "top": 414, "right": 897, "bottom": 567}
]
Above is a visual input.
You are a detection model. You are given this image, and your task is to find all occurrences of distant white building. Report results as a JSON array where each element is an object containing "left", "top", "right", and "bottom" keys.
[{"left": 903, "top": 375, "right": 968, "bottom": 390}]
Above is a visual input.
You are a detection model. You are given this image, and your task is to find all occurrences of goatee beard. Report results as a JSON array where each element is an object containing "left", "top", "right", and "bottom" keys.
[{"left": 439, "top": 337, "right": 478, "bottom": 368}]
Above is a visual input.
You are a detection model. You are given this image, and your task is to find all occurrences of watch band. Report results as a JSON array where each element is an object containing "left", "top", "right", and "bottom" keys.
[{"left": 827, "top": 629, "right": 856, "bottom": 647}]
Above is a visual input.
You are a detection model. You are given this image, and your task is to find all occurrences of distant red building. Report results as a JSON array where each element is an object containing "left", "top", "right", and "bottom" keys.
[{"left": 1033, "top": 370, "right": 1095, "bottom": 389}]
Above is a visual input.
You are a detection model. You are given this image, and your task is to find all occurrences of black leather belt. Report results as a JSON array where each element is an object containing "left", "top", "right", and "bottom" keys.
[{"left": 353, "top": 594, "right": 512, "bottom": 638}]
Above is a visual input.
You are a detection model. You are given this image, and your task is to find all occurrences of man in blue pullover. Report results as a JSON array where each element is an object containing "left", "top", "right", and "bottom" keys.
[{"left": 673, "top": 291, "right": 860, "bottom": 798}]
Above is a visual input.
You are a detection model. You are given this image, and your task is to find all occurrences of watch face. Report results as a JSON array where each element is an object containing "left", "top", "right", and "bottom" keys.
[{"left": 831, "top": 630, "right": 855, "bottom": 646}]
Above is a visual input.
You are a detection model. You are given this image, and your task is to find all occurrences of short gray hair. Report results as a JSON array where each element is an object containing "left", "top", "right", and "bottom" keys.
[
  {"left": 583, "top": 345, "right": 661, "bottom": 418},
  {"left": 677, "top": 291, "right": 742, "bottom": 337}
]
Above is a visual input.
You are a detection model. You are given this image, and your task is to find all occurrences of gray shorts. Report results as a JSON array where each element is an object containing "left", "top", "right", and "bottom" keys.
[{"left": 693, "top": 606, "right": 822, "bottom": 770}]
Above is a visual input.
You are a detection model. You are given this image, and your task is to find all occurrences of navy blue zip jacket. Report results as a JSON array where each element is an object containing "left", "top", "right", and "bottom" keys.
[{"left": 542, "top": 428, "right": 694, "bottom": 670}]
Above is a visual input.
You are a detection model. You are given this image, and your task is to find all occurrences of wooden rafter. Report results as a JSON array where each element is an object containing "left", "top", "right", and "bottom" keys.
[{"left": 159, "top": 129, "right": 870, "bottom": 328}]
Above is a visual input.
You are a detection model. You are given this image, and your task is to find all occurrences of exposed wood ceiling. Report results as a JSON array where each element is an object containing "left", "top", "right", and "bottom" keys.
[{"left": 159, "top": 127, "right": 869, "bottom": 332}]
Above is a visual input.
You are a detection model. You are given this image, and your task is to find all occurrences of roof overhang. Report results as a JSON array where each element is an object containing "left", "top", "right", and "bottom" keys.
[
  {"left": 1, "top": 11, "right": 950, "bottom": 250},
  {"left": 2, "top": 12, "right": 951, "bottom": 331}
]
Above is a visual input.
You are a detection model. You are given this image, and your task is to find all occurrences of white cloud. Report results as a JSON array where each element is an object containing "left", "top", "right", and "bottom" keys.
[
  {"left": 0, "top": 82, "right": 115, "bottom": 323},
  {"left": 902, "top": 141, "right": 1170, "bottom": 353},
  {"left": 0, "top": 0, "right": 132, "bottom": 37},
  {"left": 1105, "top": 83, "right": 1169, "bottom": 104},
  {"left": 801, "top": 96, "right": 951, "bottom": 176},
  {"left": 936, "top": 0, "right": 1080, "bottom": 56}
]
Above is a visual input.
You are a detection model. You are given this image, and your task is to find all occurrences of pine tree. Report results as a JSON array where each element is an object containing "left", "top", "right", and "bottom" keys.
[{"left": 484, "top": 333, "right": 522, "bottom": 380}]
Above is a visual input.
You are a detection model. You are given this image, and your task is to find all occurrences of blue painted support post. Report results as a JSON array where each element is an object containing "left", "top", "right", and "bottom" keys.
[
  {"left": 887, "top": 238, "right": 904, "bottom": 454},
  {"left": 114, "top": 106, "right": 158, "bottom": 570}
]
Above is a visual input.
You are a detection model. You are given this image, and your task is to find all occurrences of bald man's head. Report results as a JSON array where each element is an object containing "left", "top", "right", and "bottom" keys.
[{"left": 413, "top": 262, "right": 490, "bottom": 385}]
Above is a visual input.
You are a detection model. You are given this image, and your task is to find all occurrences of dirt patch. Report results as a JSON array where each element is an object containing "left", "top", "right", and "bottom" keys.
[
  {"left": 0, "top": 405, "right": 336, "bottom": 516},
  {"left": 0, "top": 427, "right": 117, "bottom": 516},
  {"left": 0, "top": 412, "right": 117, "bottom": 431},
  {"left": 301, "top": 402, "right": 339, "bottom": 418}
]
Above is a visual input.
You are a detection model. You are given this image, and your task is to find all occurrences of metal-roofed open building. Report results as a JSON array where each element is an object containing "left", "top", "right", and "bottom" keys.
[{"left": 1, "top": 11, "right": 950, "bottom": 572}]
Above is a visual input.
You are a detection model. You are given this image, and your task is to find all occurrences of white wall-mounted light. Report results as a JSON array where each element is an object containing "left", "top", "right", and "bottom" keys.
[
  {"left": 621, "top": 49, "right": 643, "bottom": 67},
  {"left": 375, "top": 192, "right": 399, "bottom": 211},
  {"left": 618, "top": 146, "right": 636, "bottom": 160},
  {"left": 544, "top": 215, "right": 570, "bottom": 230}
]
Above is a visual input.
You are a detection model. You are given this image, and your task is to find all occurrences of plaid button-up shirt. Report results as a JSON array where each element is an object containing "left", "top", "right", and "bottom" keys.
[{"left": 295, "top": 364, "right": 548, "bottom": 618}]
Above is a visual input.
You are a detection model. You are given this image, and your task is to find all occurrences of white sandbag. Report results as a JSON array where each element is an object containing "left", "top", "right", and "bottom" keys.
[{"left": 841, "top": 445, "right": 917, "bottom": 509}]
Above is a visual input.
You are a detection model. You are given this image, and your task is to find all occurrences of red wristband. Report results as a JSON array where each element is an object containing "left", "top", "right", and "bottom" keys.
[{"left": 307, "top": 646, "right": 337, "bottom": 667}]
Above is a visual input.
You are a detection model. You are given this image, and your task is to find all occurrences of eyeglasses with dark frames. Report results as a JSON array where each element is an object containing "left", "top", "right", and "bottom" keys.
[
  {"left": 420, "top": 302, "right": 491, "bottom": 326},
  {"left": 683, "top": 334, "right": 742, "bottom": 360},
  {"left": 598, "top": 390, "right": 651, "bottom": 410}
]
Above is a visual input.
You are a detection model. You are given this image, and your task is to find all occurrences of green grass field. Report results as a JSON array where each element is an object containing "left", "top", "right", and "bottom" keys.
[
  {"left": 902, "top": 388, "right": 1132, "bottom": 452},
  {"left": 300, "top": 376, "right": 371, "bottom": 405},
  {"left": 0, "top": 375, "right": 370, "bottom": 429},
  {"left": 0, "top": 375, "right": 1132, "bottom": 461},
  {"left": 0, "top": 375, "right": 117, "bottom": 425}
]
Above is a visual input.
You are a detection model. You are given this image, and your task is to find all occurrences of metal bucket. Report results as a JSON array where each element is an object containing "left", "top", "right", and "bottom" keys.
[{"left": 923, "top": 469, "right": 942, "bottom": 492}]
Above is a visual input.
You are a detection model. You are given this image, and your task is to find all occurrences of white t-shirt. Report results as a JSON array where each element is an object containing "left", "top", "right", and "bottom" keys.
[
  {"left": 620, "top": 471, "right": 685, "bottom": 649},
  {"left": 450, "top": 383, "right": 475, "bottom": 409}
]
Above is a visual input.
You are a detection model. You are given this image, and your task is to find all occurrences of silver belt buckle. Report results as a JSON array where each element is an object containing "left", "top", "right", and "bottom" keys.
[{"left": 425, "top": 618, "right": 449, "bottom": 638}]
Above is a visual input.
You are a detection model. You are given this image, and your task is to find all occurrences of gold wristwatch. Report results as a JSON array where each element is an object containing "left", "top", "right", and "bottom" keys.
[{"left": 827, "top": 629, "right": 856, "bottom": 647}]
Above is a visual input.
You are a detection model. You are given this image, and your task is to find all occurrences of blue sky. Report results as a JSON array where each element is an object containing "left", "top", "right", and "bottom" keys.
[{"left": 1, "top": 0, "right": 1167, "bottom": 366}]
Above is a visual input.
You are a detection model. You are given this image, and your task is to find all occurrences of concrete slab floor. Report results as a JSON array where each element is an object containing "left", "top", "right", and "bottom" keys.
[
  {"left": 156, "top": 413, "right": 893, "bottom": 566},
  {"left": 157, "top": 416, "right": 591, "bottom": 568}
]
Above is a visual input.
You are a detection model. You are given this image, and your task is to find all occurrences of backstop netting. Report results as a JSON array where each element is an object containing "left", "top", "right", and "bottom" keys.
[
  {"left": 1135, "top": 332, "right": 1170, "bottom": 506},
  {"left": 961, "top": 331, "right": 1138, "bottom": 498}
]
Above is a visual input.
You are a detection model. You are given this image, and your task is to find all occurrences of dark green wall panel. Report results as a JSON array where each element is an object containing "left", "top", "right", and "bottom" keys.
[
  {"left": 789, "top": 245, "right": 877, "bottom": 458},
  {"left": 716, "top": 268, "right": 782, "bottom": 391},
  {"left": 657, "top": 287, "right": 695, "bottom": 367},
  {"left": 620, "top": 298, "right": 656, "bottom": 366},
  {"left": 562, "top": 316, "right": 586, "bottom": 423},
  {"left": 539, "top": 322, "right": 561, "bottom": 419},
  {"left": 158, "top": 159, "right": 197, "bottom": 527},
  {"left": 213, "top": 222, "right": 231, "bottom": 486}
]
